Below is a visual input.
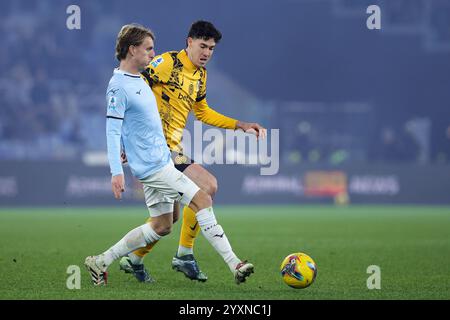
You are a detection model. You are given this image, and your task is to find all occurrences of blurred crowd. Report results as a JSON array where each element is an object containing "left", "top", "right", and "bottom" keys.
[
  {"left": 1, "top": 0, "right": 449, "bottom": 165},
  {"left": 0, "top": 1, "right": 107, "bottom": 160}
]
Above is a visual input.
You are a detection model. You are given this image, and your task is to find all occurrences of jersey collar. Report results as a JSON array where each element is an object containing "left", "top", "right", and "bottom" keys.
[
  {"left": 114, "top": 68, "right": 141, "bottom": 78},
  {"left": 179, "top": 49, "right": 199, "bottom": 73}
]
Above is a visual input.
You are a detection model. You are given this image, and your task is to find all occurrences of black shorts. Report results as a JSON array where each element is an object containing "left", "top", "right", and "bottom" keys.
[{"left": 171, "top": 150, "right": 194, "bottom": 172}]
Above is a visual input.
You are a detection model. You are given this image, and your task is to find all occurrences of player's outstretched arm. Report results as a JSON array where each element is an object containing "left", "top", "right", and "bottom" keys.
[{"left": 193, "top": 99, "right": 266, "bottom": 139}]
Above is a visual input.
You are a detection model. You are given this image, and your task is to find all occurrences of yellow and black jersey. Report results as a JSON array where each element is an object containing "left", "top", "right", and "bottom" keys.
[{"left": 141, "top": 49, "right": 237, "bottom": 152}]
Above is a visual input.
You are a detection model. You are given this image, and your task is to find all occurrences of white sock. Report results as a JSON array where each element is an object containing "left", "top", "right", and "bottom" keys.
[
  {"left": 127, "top": 252, "right": 144, "bottom": 265},
  {"left": 177, "top": 245, "right": 194, "bottom": 257},
  {"left": 196, "top": 207, "right": 241, "bottom": 273},
  {"left": 101, "top": 223, "right": 161, "bottom": 267}
]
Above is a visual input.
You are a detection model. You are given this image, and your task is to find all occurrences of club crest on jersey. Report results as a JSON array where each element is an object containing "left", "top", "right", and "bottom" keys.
[{"left": 151, "top": 56, "right": 164, "bottom": 68}]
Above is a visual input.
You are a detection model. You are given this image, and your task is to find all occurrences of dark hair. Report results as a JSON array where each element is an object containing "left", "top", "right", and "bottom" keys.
[
  {"left": 187, "top": 20, "right": 222, "bottom": 43},
  {"left": 115, "top": 23, "right": 155, "bottom": 61}
]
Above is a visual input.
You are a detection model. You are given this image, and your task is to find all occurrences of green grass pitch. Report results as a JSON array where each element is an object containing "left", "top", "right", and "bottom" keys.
[{"left": 0, "top": 205, "right": 449, "bottom": 300}]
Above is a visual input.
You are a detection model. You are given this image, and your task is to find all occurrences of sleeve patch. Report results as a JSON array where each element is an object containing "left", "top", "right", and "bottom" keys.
[
  {"left": 150, "top": 56, "right": 164, "bottom": 68},
  {"left": 108, "top": 96, "right": 117, "bottom": 110}
]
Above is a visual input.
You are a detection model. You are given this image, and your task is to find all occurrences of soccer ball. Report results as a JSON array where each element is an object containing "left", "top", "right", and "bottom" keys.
[{"left": 280, "top": 252, "right": 317, "bottom": 289}]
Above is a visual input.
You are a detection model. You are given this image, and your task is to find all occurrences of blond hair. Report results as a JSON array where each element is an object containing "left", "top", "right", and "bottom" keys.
[{"left": 115, "top": 23, "right": 154, "bottom": 61}]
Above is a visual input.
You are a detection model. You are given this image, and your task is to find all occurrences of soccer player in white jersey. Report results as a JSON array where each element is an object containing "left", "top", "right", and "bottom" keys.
[{"left": 84, "top": 24, "right": 254, "bottom": 286}]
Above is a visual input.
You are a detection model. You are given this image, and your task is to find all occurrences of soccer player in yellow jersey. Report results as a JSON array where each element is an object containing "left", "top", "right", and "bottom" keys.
[{"left": 119, "top": 21, "right": 266, "bottom": 282}]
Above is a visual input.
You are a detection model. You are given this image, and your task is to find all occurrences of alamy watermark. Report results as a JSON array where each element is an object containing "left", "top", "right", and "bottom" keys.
[
  {"left": 367, "top": 5, "right": 381, "bottom": 30},
  {"left": 66, "top": 5, "right": 81, "bottom": 30},
  {"left": 171, "top": 121, "right": 280, "bottom": 175},
  {"left": 66, "top": 265, "right": 81, "bottom": 289},
  {"left": 366, "top": 265, "right": 381, "bottom": 289}
]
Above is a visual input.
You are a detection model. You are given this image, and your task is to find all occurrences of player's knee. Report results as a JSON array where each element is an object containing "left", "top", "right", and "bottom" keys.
[{"left": 206, "top": 176, "right": 218, "bottom": 197}]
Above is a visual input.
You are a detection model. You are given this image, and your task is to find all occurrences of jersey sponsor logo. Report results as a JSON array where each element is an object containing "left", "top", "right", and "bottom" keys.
[
  {"left": 150, "top": 56, "right": 164, "bottom": 68},
  {"left": 178, "top": 92, "right": 193, "bottom": 102}
]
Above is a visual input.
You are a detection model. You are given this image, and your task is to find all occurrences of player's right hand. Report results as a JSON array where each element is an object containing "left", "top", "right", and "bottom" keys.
[{"left": 111, "top": 174, "right": 125, "bottom": 199}]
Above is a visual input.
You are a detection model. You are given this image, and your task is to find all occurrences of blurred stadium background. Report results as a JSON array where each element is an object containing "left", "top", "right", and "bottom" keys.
[
  {"left": 0, "top": 0, "right": 449, "bottom": 300},
  {"left": 1, "top": 0, "right": 450, "bottom": 206}
]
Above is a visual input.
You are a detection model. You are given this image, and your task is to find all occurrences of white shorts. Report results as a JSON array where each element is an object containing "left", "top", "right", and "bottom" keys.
[{"left": 140, "top": 161, "right": 200, "bottom": 217}]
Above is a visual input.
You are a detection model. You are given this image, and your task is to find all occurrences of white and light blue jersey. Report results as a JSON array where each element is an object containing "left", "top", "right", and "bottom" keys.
[{"left": 106, "top": 68, "right": 170, "bottom": 179}]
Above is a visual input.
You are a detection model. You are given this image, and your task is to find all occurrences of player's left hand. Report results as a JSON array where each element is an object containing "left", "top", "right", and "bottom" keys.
[{"left": 236, "top": 121, "right": 267, "bottom": 139}]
